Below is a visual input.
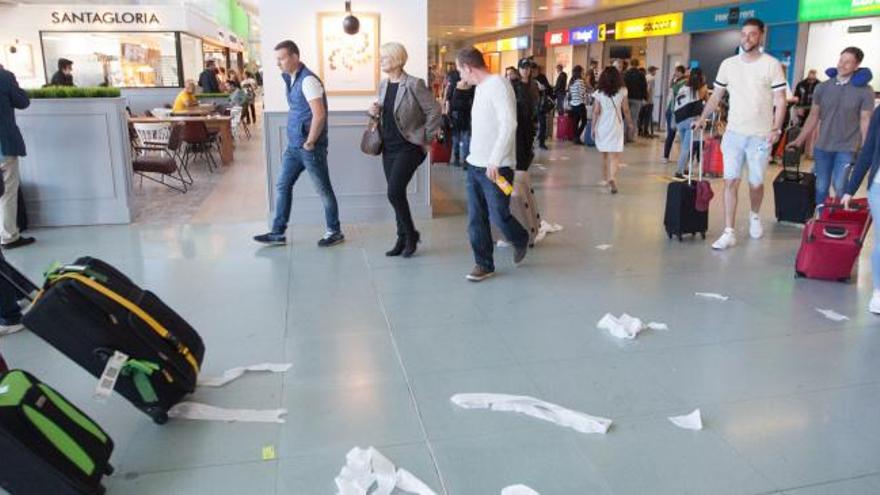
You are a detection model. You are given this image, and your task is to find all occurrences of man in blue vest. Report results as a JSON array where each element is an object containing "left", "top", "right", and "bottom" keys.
[{"left": 254, "top": 40, "right": 344, "bottom": 247}]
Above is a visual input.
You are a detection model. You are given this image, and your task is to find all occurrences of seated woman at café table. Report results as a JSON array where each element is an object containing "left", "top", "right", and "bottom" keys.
[{"left": 172, "top": 80, "right": 199, "bottom": 112}]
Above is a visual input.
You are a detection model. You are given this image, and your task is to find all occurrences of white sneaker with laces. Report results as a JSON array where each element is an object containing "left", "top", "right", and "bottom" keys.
[
  {"left": 712, "top": 228, "right": 737, "bottom": 250},
  {"left": 749, "top": 212, "right": 763, "bottom": 239},
  {"left": 869, "top": 291, "right": 880, "bottom": 315}
]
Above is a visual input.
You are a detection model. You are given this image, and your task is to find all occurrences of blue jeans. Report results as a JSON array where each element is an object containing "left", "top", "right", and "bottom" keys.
[
  {"left": 813, "top": 148, "right": 852, "bottom": 205},
  {"left": 271, "top": 144, "right": 341, "bottom": 234},
  {"left": 870, "top": 185, "right": 880, "bottom": 290},
  {"left": 663, "top": 108, "right": 676, "bottom": 159},
  {"left": 676, "top": 118, "right": 694, "bottom": 174},
  {"left": 466, "top": 166, "right": 528, "bottom": 272},
  {"left": 452, "top": 130, "right": 471, "bottom": 164}
]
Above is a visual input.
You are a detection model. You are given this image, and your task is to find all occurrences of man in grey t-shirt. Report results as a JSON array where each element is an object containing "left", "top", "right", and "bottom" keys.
[{"left": 790, "top": 47, "right": 875, "bottom": 204}]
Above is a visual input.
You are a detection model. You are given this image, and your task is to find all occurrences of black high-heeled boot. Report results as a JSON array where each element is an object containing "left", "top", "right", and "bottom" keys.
[
  {"left": 402, "top": 231, "right": 421, "bottom": 258},
  {"left": 385, "top": 236, "right": 406, "bottom": 257}
]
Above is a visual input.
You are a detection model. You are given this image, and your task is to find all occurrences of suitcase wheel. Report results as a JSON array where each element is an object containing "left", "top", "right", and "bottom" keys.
[
  {"left": 150, "top": 409, "right": 169, "bottom": 425},
  {"left": 678, "top": 235, "right": 683, "bottom": 242},
  {"left": 105, "top": 464, "right": 114, "bottom": 476},
  {"left": 795, "top": 271, "right": 805, "bottom": 278},
  {"left": 700, "top": 232, "right": 706, "bottom": 240},
  {"left": 838, "top": 277, "right": 850, "bottom": 283}
]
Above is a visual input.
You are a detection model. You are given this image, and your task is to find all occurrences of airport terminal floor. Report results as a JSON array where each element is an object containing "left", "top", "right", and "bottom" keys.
[{"left": 4, "top": 136, "right": 880, "bottom": 494}]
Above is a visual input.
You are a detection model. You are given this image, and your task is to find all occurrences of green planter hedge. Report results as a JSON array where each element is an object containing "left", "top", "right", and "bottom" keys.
[
  {"left": 196, "top": 93, "right": 230, "bottom": 98},
  {"left": 26, "top": 87, "right": 122, "bottom": 99}
]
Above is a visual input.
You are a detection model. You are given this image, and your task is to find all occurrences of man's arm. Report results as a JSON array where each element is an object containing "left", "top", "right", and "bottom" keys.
[
  {"left": 770, "top": 89, "right": 787, "bottom": 144},
  {"left": 693, "top": 87, "right": 726, "bottom": 128},
  {"left": 790, "top": 103, "right": 820, "bottom": 147},
  {"left": 7, "top": 72, "right": 30, "bottom": 110},
  {"left": 304, "top": 97, "right": 326, "bottom": 150},
  {"left": 486, "top": 82, "right": 517, "bottom": 180}
]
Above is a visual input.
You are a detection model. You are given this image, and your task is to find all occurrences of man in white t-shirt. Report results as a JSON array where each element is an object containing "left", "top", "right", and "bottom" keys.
[
  {"left": 455, "top": 47, "right": 529, "bottom": 282},
  {"left": 694, "top": 18, "right": 787, "bottom": 250}
]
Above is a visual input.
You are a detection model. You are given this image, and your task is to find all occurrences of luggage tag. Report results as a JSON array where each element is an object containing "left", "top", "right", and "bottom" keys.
[{"left": 94, "top": 350, "right": 129, "bottom": 403}]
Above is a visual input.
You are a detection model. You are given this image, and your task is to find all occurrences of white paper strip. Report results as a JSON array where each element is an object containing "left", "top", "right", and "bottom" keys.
[
  {"left": 668, "top": 409, "right": 703, "bottom": 431},
  {"left": 597, "top": 313, "right": 668, "bottom": 340},
  {"left": 198, "top": 363, "right": 293, "bottom": 387},
  {"left": 815, "top": 308, "right": 850, "bottom": 322},
  {"left": 335, "top": 447, "right": 437, "bottom": 495},
  {"left": 167, "top": 402, "right": 288, "bottom": 424},
  {"left": 695, "top": 292, "right": 730, "bottom": 301},
  {"left": 502, "top": 485, "right": 540, "bottom": 495},
  {"left": 595, "top": 244, "right": 613, "bottom": 250},
  {"left": 450, "top": 393, "right": 612, "bottom": 434}
]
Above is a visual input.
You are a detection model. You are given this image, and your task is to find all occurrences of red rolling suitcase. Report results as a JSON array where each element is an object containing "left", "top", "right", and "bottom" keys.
[
  {"left": 795, "top": 199, "right": 872, "bottom": 282},
  {"left": 556, "top": 115, "right": 574, "bottom": 141},
  {"left": 430, "top": 137, "right": 452, "bottom": 164}
]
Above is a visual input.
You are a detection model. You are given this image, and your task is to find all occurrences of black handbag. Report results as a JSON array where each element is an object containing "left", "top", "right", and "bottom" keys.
[{"left": 674, "top": 100, "right": 704, "bottom": 124}]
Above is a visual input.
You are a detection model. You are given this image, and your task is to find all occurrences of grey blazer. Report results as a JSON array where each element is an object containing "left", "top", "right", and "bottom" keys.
[{"left": 378, "top": 72, "right": 441, "bottom": 147}]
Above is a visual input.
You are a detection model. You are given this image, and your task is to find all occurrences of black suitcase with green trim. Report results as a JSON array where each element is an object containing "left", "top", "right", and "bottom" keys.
[{"left": 0, "top": 369, "right": 114, "bottom": 495}]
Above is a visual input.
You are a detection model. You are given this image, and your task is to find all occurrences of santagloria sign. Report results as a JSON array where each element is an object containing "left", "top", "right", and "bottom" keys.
[{"left": 50, "top": 12, "right": 160, "bottom": 25}]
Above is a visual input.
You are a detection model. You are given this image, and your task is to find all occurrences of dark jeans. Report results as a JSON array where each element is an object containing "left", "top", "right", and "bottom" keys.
[
  {"left": 466, "top": 166, "right": 528, "bottom": 272},
  {"left": 570, "top": 104, "right": 587, "bottom": 142},
  {"left": 663, "top": 108, "right": 676, "bottom": 159},
  {"left": 639, "top": 103, "right": 654, "bottom": 135},
  {"left": 537, "top": 111, "right": 548, "bottom": 146},
  {"left": 382, "top": 145, "right": 425, "bottom": 237},
  {"left": 271, "top": 144, "right": 341, "bottom": 235},
  {"left": 452, "top": 129, "right": 471, "bottom": 164}
]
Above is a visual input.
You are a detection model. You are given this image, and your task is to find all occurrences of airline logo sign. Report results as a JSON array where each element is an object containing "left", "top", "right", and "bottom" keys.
[
  {"left": 544, "top": 30, "right": 570, "bottom": 47},
  {"left": 615, "top": 13, "right": 683, "bottom": 39},
  {"left": 569, "top": 24, "right": 600, "bottom": 45}
]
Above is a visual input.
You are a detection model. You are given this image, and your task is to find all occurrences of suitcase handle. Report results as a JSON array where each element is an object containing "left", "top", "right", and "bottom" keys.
[{"left": 687, "top": 124, "right": 704, "bottom": 185}]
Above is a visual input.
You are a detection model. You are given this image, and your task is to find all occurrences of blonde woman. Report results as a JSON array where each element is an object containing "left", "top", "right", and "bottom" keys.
[{"left": 367, "top": 42, "right": 441, "bottom": 257}]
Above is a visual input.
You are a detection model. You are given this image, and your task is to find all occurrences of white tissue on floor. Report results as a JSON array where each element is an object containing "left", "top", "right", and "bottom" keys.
[
  {"left": 597, "top": 313, "right": 668, "bottom": 340},
  {"left": 334, "top": 447, "right": 437, "bottom": 495},
  {"left": 535, "top": 220, "right": 564, "bottom": 243},
  {"left": 815, "top": 308, "right": 849, "bottom": 322},
  {"left": 450, "top": 393, "right": 612, "bottom": 434},
  {"left": 198, "top": 363, "right": 293, "bottom": 387},
  {"left": 668, "top": 409, "right": 703, "bottom": 430},
  {"left": 695, "top": 292, "right": 730, "bottom": 301},
  {"left": 501, "top": 485, "right": 541, "bottom": 495},
  {"left": 167, "top": 402, "right": 288, "bottom": 424},
  {"left": 595, "top": 244, "right": 613, "bottom": 250}
]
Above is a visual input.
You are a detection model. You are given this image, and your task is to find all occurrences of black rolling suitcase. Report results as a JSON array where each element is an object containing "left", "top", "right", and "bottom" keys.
[
  {"left": 774, "top": 127, "right": 816, "bottom": 223},
  {"left": 0, "top": 369, "right": 114, "bottom": 495},
  {"left": 664, "top": 130, "right": 709, "bottom": 241},
  {"left": 20, "top": 257, "right": 205, "bottom": 424}
]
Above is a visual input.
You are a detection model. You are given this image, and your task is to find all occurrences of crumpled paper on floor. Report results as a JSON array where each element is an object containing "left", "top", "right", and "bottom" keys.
[
  {"left": 198, "top": 363, "right": 293, "bottom": 387},
  {"left": 595, "top": 244, "right": 613, "bottom": 251},
  {"left": 167, "top": 402, "right": 288, "bottom": 424},
  {"left": 535, "top": 220, "right": 564, "bottom": 243},
  {"left": 597, "top": 313, "right": 667, "bottom": 340},
  {"left": 668, "top": 409, "right": 703, "bottom": 430},
  {"left": 501, "top": 485, "right": 540, "bottom": 495},
  {"left": 815, "top": 308, "right": 849, "bottom": 322},
  {"left": 695, "top": 292, "right": 729, "bottom": 301},
  {"left": 335, "top": 446, "right": 437, "bottom": 495},
  {"left": 450, "top": 393, "right": 612, "bottom": 434}
]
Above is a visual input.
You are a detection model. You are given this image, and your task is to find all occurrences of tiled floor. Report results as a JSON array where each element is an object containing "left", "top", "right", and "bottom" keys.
[{"left": 3, "top": 134, "right": 880, "bottom": 495}]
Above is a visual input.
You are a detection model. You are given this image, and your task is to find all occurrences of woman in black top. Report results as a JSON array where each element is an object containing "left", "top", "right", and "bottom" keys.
[
  {"left": 448, "top": 79, "right": 475, "bottom": 168},
  {"left": 368, "top": 42, "right": 441, "bottom": 257}
]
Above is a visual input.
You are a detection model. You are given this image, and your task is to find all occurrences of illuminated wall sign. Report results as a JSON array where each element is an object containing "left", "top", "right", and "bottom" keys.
[
  {"left": 50, "top": 11, "right": 160, "bottom": 24},
  {"left": 544, "top": 30, "right": 570, "bottom": 47},
  {"left": 569, "top": 24, "right": 599, "bottom": 45},
  {"left": 799, "top": 0, "right": 880, "bottom": 22},
  {"left": 683, "top": 0, "right": 798, "bottom": 32},
  {"left": 598, "top": 23, "right": 611, "bottom": 41},
  {"left": 614, "top": 13, "right": 683, "bottom": 40},
  {"left": 474, "top": 36, "right": 529, "bottom": 53}
]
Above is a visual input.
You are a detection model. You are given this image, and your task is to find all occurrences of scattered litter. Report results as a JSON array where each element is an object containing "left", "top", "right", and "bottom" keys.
[
  {"left": 262, "top": 445, "right": 277, "bottom": 460},
  {"left": 167, "top": 402, "right": 288, "bottom": 424},
  {"left": 334, "top": 446, "right": 437, "bottom": 495},
  {"left": 534, "top": 163, "right": 548, "bottom": 171},
  {"left": 497, "top": 240, "right": 512, "bottom": 248},
  {"left": 595, "top": 244, "right": 613, "bottom": 251},
  {"left": 695, "top": 292, "right": 730, "bottom": 302},
  {"left": 668, "top": 409, "right": 703, "bottom": 431},
  {"left": 597, "top": 313, "right": 668, "bottom": 340},
  {"left": 815, "top": 308, "right": 850, "bottom": 322},
  {"left": 502, "top": 485, "right": 540, "bottom": 495},
  {"left": 535, "top": 220, "right": 564, "bottom": 243},
  {"left": 198, "top": 363, "right": 293, "bottom": 387},
  {"left": 450, "top": 393, "right": 612, "bottom": 434}
]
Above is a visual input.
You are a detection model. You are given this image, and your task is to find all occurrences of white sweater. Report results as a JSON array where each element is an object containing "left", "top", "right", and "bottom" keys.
[{"left": 466, "top": 75, "right": 517, "bottom": 168}]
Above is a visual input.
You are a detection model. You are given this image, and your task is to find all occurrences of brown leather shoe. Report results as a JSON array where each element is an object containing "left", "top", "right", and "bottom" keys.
[{"left": 465, "top": 265, "right": 495, "bottom": 282}]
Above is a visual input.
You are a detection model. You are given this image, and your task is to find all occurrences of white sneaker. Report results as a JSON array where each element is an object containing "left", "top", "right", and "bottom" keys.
[
  {"left": 749, "top": 212, "right": 763, "bottom": 239},
  {"left": 661, "top": 157, "right": 669, "bottom": 164},
  {"left": 870, "top": 291, "right": 880, "bottom": 315},
  {"left": 496, "top": 240, "right": 512, "bottom": 248},
  {"left": 712, "top": 229, "right": 737, "bottom": 250},
  {"left": 0, "top": 323, "right": 24, "bottom": 336}
]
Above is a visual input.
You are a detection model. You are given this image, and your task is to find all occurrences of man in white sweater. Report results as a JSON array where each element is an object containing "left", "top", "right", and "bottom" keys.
[{"left": 456, "top": 48, "right": 529, "bottom": 282}]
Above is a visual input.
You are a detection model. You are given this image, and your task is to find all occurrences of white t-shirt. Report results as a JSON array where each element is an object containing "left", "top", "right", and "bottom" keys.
[
  {"left": 467, "top": 75, "right": 517, "bottom": 168},
  {"left": 291, "top": 69, "right": 324, "bottom": 102},
  {"left": 714, "top": 53, "right": 786, "bottom": 136}
]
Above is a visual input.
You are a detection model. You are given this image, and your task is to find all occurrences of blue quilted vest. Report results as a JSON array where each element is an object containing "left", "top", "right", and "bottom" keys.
[{"left": 282, "top": 64, "right": 329, "bottom": 148}]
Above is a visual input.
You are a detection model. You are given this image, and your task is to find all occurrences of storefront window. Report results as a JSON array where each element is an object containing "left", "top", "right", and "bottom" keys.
[
  {"left": 41, "top": 31, "right": 180, "bottom": 87},
  {"left": 202, "top": 42, "right": 228, "bottom": 70},
  {"left": 180, "top": 33, "right": 204, "bottom": 83}
]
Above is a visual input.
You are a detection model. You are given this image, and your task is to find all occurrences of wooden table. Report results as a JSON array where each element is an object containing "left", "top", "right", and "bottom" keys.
[
  {"left": 130, "top": 116, "right": 234, "bottom": 165},
  {"left": 171, "top": 105, "right": 217, "bottom": 117}
]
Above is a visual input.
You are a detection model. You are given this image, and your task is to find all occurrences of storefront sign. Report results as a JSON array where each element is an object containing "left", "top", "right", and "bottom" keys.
[
  {"left": 614, "top": 13, "right": 683, "bottom": 40},
  {"left": 50, "top": 11, "right": 160, "bottom": 25},
  {"left": 799, "top": 0, "right": 880, "bottom": 22},
  {"left": 683, "top": 0, "right": 799, "bottom": 32},
  {"left": 569, "top": 24, "right": 600, "bottom": 45},
  {"left": 544, "top": 30, "right": 570, "bottom": 47},
  {"left": 475, "top": 36, "right": 529, "bottom": 53}
]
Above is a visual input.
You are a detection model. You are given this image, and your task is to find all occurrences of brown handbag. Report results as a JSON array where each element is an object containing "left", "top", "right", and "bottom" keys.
[{"left": 360, "top": 117, "right": 382, "bottom": 156}]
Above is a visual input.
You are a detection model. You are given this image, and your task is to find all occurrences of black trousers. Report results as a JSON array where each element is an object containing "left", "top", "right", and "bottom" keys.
[
  {"left": 537, "top": 111, "right": 548, "bottom": 145},
  {"left": 382, "top": 145, "right": 425, "bottom": 237},
  {"left": 639, "top": 103, "right": 654, "bottom": 135},
  {"left": 570, "top": 104, "right": 587, "bottom": 142}
]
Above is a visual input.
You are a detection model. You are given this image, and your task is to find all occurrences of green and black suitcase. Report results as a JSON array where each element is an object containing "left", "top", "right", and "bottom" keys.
[{"left": 0, "top": 370, "right": 114, "bottom": 495}]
